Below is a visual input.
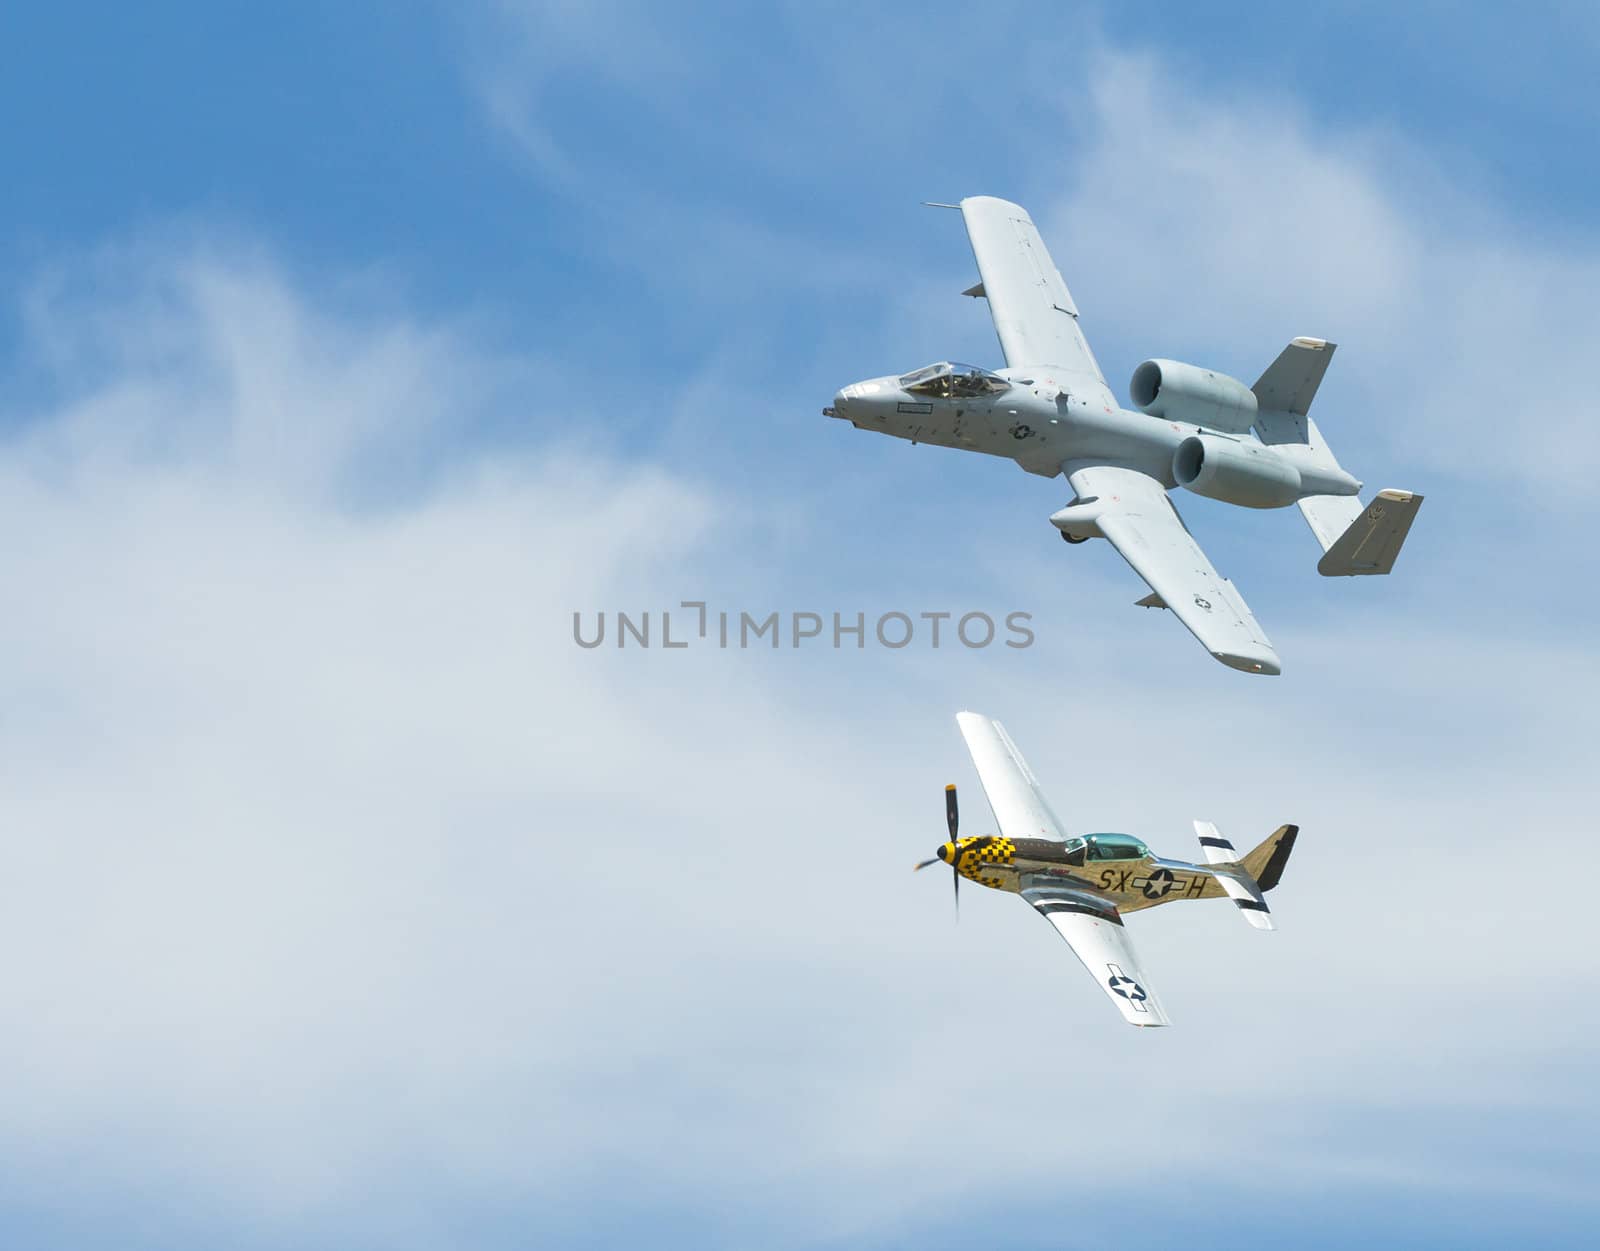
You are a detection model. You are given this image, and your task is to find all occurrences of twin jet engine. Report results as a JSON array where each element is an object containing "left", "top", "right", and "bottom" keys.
[{"left": 1129, "top": 358, "right": 1361, "bottom": 509}]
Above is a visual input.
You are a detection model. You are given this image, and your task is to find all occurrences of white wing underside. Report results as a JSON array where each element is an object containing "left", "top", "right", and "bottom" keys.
[
  {"left": 1020, "top": 884, "right": 1171, "bottom": 1027},
  {"left": 956, "top": 198, "right": 1279, "bottom": 672},
  {"left": 955, "top": 711, "right": 1169, "bottom": 1026},
  {"left": 959, "top": 196, "right": 1115, "bottom": 406},
  {"left": 1066, "top": 464, "right": 1281, "bottom": 675},
  {"left": 954, "top": 711, "right": 1069, "bottom": 842}
]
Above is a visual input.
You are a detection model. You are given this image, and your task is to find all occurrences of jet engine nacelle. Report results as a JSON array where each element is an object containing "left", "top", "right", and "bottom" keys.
[
  {"left": 1130, "top": 359, "right": 1258, "bottom": 434},
  {"left": 1173, "top": 435, "right": 1302, "bottom": 509}
]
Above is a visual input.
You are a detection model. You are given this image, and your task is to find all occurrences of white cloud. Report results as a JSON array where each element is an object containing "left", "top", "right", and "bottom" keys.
[
  {"left": 5, "top": 38, "right": 1600, "bottom": 1246},
  {"left": 2, "top": 233, "right": 1593, "bottom": 1244},
  {"left": 0, "top": 241, "right": 731, "bottom": 1217}
]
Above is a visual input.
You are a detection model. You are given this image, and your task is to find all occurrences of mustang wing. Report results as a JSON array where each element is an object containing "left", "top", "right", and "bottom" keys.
[
  {"left": 1020, "top": 882, "right": 1170, "bottom": 1027},
  {"left": 959, "top": 196, "right": 1114, "bottom": 404},
  {"left": 955, "top": 710, "right": 1069, "bottom": 842},
  {"left": 1066, "top": 464, "right": 1281, "bottom": 675}
]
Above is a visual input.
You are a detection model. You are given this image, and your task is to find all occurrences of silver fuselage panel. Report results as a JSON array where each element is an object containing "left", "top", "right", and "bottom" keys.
[{"left": 831, "top": 368, "right": 1205, "bottom": 482}]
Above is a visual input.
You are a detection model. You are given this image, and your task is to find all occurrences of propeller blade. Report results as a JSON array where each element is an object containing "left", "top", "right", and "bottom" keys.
[
  {"left": 913, "top": 856, "right": 940, "bottom": 872},
  {"left": 949, "top": 829, "right": 962, "bottom": 917},
  {"left": 945, "top": 784, "right": 959, "bottom": 840}
]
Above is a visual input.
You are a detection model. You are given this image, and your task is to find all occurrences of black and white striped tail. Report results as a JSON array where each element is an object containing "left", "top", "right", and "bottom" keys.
[{"left": 1194, "top": 820, "right": 1276, "bottom": 931}]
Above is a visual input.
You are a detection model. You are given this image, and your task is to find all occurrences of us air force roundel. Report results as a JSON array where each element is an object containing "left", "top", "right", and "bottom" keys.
[
  {"left": 1142, "top": 868, "right": 1175, "bottom": 899},
  {"left": 1107, "top": 972, "right": 1147, "bottom": 1003}
]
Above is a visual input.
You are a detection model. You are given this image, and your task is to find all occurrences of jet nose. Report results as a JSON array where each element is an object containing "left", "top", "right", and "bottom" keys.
[{"left": 827, "top": 377, "right": 897, "bottom": 421}]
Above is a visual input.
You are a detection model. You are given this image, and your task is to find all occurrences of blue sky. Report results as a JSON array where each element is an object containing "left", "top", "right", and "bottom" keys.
[{"left": 1, "top": 3, "right": 1597, "bottom": 1249}]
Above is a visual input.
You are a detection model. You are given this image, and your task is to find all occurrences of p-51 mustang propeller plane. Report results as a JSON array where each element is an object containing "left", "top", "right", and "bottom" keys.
[
  {"left": 826, "top": 196, "right": 1423, "bottom": 674},
  {"left": 917, "top": 712, "right": 1298, "bottom": 1027}
]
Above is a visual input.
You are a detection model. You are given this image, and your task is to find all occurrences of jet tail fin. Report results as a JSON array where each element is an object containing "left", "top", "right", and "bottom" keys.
[
  {"left": 1193, "top": 821, "right": 1297, "bottom": 931},
  {"left": 1253, "top": 337, "right": 1335, "bottom": 415},
  {"left": 1253, "top": 341, "right": 1364, "bottom": 549},
  {"left": 1251, "top": 338, "right": 1424, "bottom": 575}
]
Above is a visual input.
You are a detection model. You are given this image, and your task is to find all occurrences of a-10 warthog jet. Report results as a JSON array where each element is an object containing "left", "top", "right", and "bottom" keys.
[
  {"left": 826, "top": 196, "right": 1422, "bottom": 674},
  {"left": 916, "top": 712, "right": 1298, "bottom": 1026}
]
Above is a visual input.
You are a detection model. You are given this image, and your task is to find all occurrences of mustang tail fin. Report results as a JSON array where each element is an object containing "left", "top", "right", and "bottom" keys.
[
  {"left": 1241, "top": 823, "right": 1298, "bottom": 891},
  {"left": 1193, "top": 821, "right": 1298, "bottom": 931}
]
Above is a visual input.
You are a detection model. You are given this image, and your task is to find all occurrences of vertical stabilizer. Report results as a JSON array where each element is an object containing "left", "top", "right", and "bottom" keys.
[
  {"left": 1252, "top": 338, "right": 1423, "bottom": 573},
  {"left": 1316, "top": 490, "right": 1424, "bottom": 575}
]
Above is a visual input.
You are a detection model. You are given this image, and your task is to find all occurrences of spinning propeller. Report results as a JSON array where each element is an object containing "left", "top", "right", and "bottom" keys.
[{"left": 913, "top": 783, "right": 965, "bottom": 915}]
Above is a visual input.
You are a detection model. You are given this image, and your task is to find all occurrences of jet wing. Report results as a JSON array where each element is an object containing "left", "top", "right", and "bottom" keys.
[
  {"left": 1020, "top": 882, "right": 1170, "bottom": 1027},
  {"left": 955, "top": 710, "right": 1069, "bottom": 842},
  {"left": 1065, "top": 464, "right": 1282, "bottom": 675},
  {"left": 958, "top": 196, "right": 1114, "bottom": 403}
]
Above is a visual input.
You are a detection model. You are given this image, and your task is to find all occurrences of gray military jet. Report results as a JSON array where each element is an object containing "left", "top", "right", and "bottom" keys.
[
  {"left": 917, "top": 712, "right": 1298, "bottom": 1027},
  {"left": 826, "top": 196, "right": 1422, "bottom": 674}
]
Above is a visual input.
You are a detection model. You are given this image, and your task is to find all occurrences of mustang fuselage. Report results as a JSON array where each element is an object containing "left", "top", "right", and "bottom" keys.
[{"left": 936, "top": 832, "right": 1227, "bottom": 915}]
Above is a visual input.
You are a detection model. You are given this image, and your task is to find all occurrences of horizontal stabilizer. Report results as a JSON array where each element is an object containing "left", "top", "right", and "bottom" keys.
[
  {"left": 1318, "top": 489, "right": 1423, "bottom": 576},
  {"left": 1298, "top": 493, "right": 1364, "bottom": 553},
  {"left": 1192, "top": 820, "right": 1238, "bottom": 865},
  {"left": 1213, "top": 870, "right": 1276, "bottom": 930},
  {"left": 1195, "top": 821, "right": 1274, "bottom": 930}
]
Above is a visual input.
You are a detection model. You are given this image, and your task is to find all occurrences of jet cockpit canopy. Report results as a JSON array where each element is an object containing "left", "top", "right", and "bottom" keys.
[{"left": 898, "top": 361, "right": 1011, "bottom": 398}]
